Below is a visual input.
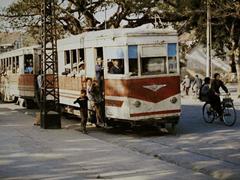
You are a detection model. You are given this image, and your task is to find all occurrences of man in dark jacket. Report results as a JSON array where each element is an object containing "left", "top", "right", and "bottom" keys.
[{"left": 209, "top": 73, "right": 229, "bottom": 118}]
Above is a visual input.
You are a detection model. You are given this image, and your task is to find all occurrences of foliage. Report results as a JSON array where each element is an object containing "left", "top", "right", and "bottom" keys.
[{"left": 1, "top": 0, "right": 239, "bottom": 62}]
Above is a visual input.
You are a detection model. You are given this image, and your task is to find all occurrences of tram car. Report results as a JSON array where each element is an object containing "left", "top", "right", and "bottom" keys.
[
  {"left": 57, "top": 28, "right": 181, "bottom": 128},
  {"left": 0, "top": 46, "right": 41, "bottom": 107},
  {"left": 0, "top": 28, "right": 181, "bottom": 128}
]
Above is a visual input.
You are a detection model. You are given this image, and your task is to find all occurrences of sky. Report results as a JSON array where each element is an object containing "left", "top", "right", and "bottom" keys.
[{"left": 0, "top": 0, "right": 15, "bottom": 8}]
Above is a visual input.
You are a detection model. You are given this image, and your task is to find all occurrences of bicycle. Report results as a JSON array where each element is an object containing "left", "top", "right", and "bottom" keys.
[{"left": 202, "top": 94, "right": 237, "bottom": 126}]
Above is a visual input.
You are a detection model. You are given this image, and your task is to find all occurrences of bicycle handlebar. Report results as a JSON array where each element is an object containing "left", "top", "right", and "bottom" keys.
[{"left": 220, "top": 93, "right": 231, "bottom": 97}]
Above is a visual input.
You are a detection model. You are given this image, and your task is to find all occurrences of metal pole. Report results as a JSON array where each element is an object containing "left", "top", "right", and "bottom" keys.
[
  {"left": 104, "top": 3, "right": 107, "bottom": 29},
  {"left": 206, "top": 0, "right": 211, "bottom": 77}
]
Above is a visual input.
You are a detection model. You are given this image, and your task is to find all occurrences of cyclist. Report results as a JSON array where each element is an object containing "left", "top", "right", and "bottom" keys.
[
  {"left": 199, "top": 77, "right": 210, "bottom": 102},
  {"left": 208, "top": 73, "right": 229, "bottom": 120}
]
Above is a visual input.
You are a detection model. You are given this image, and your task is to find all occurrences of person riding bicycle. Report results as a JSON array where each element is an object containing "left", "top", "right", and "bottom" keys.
[
  {"left": 208, "top": 73, "right": 229, "bottom": 119},
  {"left": 199, "top": 77, "right": 210, "bottom": 102}
]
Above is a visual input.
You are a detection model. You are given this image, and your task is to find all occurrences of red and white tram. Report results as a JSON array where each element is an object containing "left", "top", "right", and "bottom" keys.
[
  {"left": 57, "top": 28, "right": 181, "bottom": 127},
  {"left": 0, "top": 28, "right": 181, "bottom": 128}
]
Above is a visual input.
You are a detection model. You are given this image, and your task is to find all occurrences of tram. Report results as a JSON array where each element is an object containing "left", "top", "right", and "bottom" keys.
[
  {"left": 0, "top": 46, "right": 41, "bottom": 107},
  {"left": 0, "top": 28, "right": 181, "bottom": 128},
  {"left": 57, "top": 28, "right": 181, "bottom": 128}
]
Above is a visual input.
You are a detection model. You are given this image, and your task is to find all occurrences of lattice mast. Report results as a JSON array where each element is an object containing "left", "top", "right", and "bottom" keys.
[{"left": 40, "top": 0, "right": 61, "bottom": 128}]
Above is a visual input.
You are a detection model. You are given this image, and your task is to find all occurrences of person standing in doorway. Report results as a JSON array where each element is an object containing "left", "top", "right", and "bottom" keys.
[
  {"left": 95, "top": 57, "right": 104, "bottom": 92},
  {"left": 91, "top": 83, "right": 104, "bottom": 127}
]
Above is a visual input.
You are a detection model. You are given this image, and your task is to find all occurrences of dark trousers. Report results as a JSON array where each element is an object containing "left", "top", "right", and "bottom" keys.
[
  {"left": 210, "top": 95, "right": 222, "bottom": 116},
  {"left": 80, "top": 108, "right": 88, "bottom": 131},
  {"left": 95, "top": 102, "right": 104, "bottom": 124},
  {"left": 186, "top": 87, "right": 190, "bottom": 95}
]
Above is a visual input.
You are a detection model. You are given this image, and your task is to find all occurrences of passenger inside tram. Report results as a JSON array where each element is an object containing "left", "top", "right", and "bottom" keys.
[
  {"left": 78, "top": 61, "right": 86, "bottom": 77},
  {"left": 24, "top": 62, "right": 33, "bottom": 74},
  {"left": 70, "top": 67, "right": 77, "bottom": 78},
  {"left": 109, "top": 59, "right": 124, "bottom": 74},
  {"left": 95, "top": 57, "right": 104, "bottom": 92}
]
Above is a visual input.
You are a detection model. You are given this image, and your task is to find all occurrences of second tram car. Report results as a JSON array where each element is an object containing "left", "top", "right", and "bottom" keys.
[
  {"left": 57, "top": 28, "right": 181, "bottom": 128},
  {"left": 0, "top": 46, "right": 40, "bottom": 106}
]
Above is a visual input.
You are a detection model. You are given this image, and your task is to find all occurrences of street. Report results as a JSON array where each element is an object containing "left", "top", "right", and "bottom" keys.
[{"left": 0, "top": 96, "right": 240, "bottom": 180}]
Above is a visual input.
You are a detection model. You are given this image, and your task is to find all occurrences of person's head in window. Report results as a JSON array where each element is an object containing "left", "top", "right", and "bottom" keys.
[{"left": 109, "top": 59, "right": 123, "bottom": 74}]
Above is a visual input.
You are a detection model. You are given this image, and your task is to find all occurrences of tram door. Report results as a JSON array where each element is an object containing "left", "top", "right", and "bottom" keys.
[{"left": 95, "top": 47, "right": 105, "bottom": 118}]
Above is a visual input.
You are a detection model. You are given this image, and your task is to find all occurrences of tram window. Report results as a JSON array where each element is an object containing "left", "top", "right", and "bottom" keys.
[
  {"left": 128, "top": 45, "right": 138, "bottom": 76},
  {"left": 96, "top": 47, "right": 103, "bottom": 59},
  {"left": 16, "top": 56, "right": 19, "bottom": 73},
  {"left": 64, "top": 50, "right": 70, "bottom": 65},
  {"left": 129, "top": 59, "right": 138, "bottom": 76},
  {"left": 9, "top": 58, "right": 12, "bottom": 70},
  {"left": 0, "top": 59, "right": 3, "bottom": 69},
  {"left": 141, "top": 57, "right": 167, "bottom": 75},
  {"left": 12, "top": 57, "right": 16, "bottom": 73},
  {"left": 106, "top": 46, "right": 125, "bottom": 75},
  {"left": 108, "top": 59, "right": 124, "bottom": 74},
  {"left": 168, "top": 56, "right": 177, "bottom": 73},
  {"left": 72, "top": 49, "right": 77, "bottom": 64},
  {"left": 64, "top": 50, "right": 71, "bottom": 74},
  {"left": 167, "top": 43, "right": 177, "bottom": 74},
  {"left": 78, "top": 49, "right": 84, "bottom": 61},
  {"left": 24, "top": 54, "right": 33, "bottom": 74}
]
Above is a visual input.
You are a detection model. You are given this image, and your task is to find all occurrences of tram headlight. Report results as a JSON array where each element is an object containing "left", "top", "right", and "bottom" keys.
[
  {"left": 170, "top": 97, "right": 177, "bottom": 104},
  {"left": 133, "top": 101, "right": 141, "bottom": 108}
]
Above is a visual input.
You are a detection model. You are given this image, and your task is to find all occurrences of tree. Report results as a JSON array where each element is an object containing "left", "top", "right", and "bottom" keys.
[{"left": 2, "top": 0, "right": 240, "bottom": 95}]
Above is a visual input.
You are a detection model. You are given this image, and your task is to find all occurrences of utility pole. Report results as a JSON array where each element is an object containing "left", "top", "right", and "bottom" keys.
[
  {"left": 40, "top": 0, "right": 61, "bottom": 129},
  {"left": 206, "top": 0, "right": 212, "bottom": 77},
  {"left": 104, "top": 3, "right": 107, "bottom": 29}
]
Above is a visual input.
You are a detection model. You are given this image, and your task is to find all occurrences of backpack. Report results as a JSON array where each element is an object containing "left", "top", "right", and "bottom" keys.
[{"left": 199, "top": 84, "right": 209, "bottom": 102}]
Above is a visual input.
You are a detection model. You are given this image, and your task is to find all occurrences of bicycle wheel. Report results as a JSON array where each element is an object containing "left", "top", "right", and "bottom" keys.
[
  {"left": 223, "top": 106, "right": 237, "bottom": 126},
  {"left": 202, "top": 103, "right": 215, "bottom": 123}
]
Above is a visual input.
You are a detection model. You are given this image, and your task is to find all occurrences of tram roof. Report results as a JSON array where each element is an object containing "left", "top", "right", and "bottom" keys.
[
  {"left": 0, "top": 45, "right": 40, "bottom": 58},
  {"left": 58, "top": 28, "right": 177, "bottom": 43}
]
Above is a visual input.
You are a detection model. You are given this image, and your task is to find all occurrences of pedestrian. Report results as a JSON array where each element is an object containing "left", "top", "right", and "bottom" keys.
[
  {"left": 182, "top": 75, "right": 191, "bottom": 95},
  {"left": 192, "top": 74, "right": 202, "bottom": 96},
  {"left": 33, "top": 71, "right": 42, "bottom": 126},
  {"left": 74, "top": 89, "right": 88, "bottom": 134},
  {"left": 36, "top": 70, "right": 42, "bottom": 102}
]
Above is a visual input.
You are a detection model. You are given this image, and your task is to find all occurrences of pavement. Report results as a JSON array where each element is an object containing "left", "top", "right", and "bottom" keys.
[
  {"left": 0, "top": 103, "right": 212, "bottom": 180},
  {"left": 0, "top": 83, "right": 239, "bottom": 179}
]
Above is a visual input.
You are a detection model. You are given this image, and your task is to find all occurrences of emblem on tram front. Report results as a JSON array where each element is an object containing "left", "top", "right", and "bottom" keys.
[{"left": 143, "top": 84, "right": 167, "bottom": 92}]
